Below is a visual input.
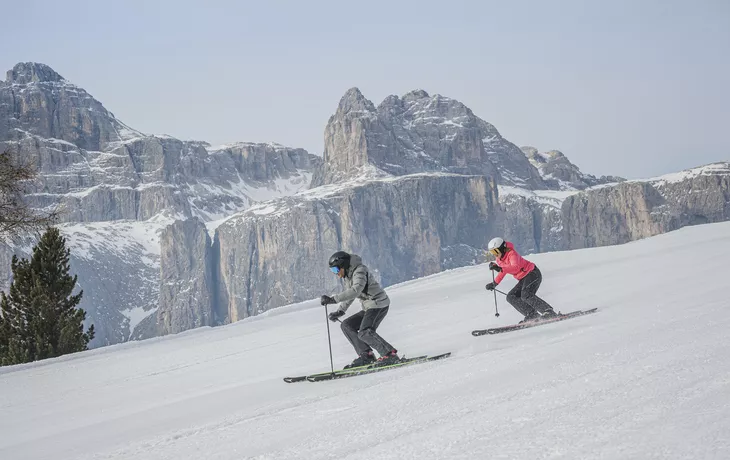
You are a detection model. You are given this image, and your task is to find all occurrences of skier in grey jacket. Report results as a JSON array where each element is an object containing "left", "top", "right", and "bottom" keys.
[{"left": 321, "top": 251, "right": 399, "bottom": 368}]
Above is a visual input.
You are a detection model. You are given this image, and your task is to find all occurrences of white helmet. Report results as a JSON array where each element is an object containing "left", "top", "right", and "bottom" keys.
[
  {"left": 488, "top": 237, "right": 504, "bottom": 251},
  {"left": 488, "top": 237, "right": 506, "bottom": 256}
]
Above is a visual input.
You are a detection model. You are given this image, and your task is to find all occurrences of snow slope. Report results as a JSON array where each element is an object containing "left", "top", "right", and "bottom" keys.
[{"left": 2, "top": 222, "right": 730, "bottom": 459}]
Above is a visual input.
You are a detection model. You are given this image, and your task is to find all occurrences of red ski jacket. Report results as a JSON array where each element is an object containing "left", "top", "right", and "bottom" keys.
[{"left": 494, "top": 242, "right": 535, "bottom": 284}]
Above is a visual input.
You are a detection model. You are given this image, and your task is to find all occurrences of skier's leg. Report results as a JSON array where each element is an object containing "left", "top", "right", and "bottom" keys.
[
  {"left": 520, "top": 267, "right": 556, "bottom": 315},
  {"left": 357, "top": 306, "right": 395, "bottom": 356},
  {"left": 340, "top": 310, "right": 371, "bottom": 356},
  {"left": 506, "top": 280, "right": 537, "bottom": 317}
]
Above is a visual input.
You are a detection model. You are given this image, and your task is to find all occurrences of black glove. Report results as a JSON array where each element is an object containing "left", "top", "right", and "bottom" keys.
[
  {"left": 320, "top": 295, "right": 336, "bottom": 306},
  {"left": 328, "top": 310, "right": 345, "bottom": 322},
  {"left": 489, "top": 262, "right": 502, "bottom": 272},
  {"left": 485, "top": 282, "right": 497, "bottom": 291}
]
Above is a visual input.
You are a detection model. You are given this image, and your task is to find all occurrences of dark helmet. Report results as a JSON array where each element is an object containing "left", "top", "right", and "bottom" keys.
[{"left": 328, "top": 251, "right": 351, "bottom": 270}]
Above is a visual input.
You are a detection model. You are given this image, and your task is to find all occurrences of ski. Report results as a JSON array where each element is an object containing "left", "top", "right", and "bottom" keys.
[
  {"left": 284, "top": 355, "right": 425, "bottom": 383},
  {"left": 471, "top": 308, "right": 598, "bottom": 336},
  {"left": 307, "top": 352, "right": 451, "bottom": 382},
  {"left": 282, "top": 357, "right": 425, "bottom": 383},
  {"left": 283, "top": 353, "right": 451, "bottom": 383}
]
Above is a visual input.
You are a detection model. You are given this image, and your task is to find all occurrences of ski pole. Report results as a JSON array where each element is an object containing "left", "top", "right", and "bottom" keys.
[
  {"left": 487, "top": 283, "right": 509, "bottom": 296},
  {"left": 324, "top": 306, "right": 335, "bottom": 375},
  {"left": 492, "top": 271, "right": 500, "bottom": 317}
]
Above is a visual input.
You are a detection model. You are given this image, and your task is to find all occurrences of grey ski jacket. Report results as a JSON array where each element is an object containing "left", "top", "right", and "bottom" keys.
[{"left": 333, "top": 254, "right": 390, "bottom": 313}]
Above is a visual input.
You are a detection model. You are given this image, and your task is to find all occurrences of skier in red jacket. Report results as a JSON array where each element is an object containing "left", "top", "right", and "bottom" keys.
[{"left": 485, "top": 237, "right": 557, "bottom": 323}]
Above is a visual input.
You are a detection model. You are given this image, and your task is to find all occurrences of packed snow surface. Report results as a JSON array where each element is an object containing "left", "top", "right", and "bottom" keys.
[{"left": 2, "top": 222, "right": 730, "bottom": 459}]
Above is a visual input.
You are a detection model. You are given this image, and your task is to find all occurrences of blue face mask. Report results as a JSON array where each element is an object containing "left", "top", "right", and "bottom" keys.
[{"left": 330, "top": 266, "right": 340, "bottom": 274}]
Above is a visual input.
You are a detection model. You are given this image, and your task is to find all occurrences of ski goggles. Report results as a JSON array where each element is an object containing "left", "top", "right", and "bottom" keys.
[
  {"left": 330, "top": 266, "right": 340, "bottom": 274},
  {"left": 489, "top": 248, "right": 501, "bottom": 257}
]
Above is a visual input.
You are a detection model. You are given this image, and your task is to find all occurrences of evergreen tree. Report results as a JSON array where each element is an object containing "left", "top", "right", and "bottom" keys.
[{"left": 0, "top": 227, "right": 94, "bottom": 366}]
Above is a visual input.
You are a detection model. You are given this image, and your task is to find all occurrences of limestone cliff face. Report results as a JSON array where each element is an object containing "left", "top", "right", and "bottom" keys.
[
  {"left": 156, "top": 218, "right": 219, "bottom": 335},
  {"left": 498, "top": 194, "right": 565, "bottom": 255},
  {"left": 215, "top": 174, "right": 500, "bottom": 320},
  {"left": 209, "top": 142, "right": 316, "bottom": 183},
  {"left": 562, "top": 163, "right": 730, "bottom": 249},
  {"left": 1, "top": 132, "right": 318, "bottom": 224},
  {"left": 210, "top": 161, "right": 729, "bottom": 325}
]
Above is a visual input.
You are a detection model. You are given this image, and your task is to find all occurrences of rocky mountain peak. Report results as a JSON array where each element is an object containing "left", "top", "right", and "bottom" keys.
[
  {"left": 521, "top": 146, "right": 623, "bottom": 190},
  {"left": 523, "top": 147, "right": 567, "bottom": 166},
  {"left": 521, "top": 146, "right": 539, "bottom": 159},
  {"left": 544, "top": 150, "right": 566, "bottom": 159},
  {"left": 0, "top": 61, "right": 144, "bottom": 151},
  {"left": 378, "top": 94, "right": 402, "bottom": 110},
  {"left": 314, "top": 88, "right": 546, "bottom": 189},
  {"left": 5, "top": 62, "right": 65, "bottom": 84},
  {"left": 402, "top": 89, "right": 430, "bottom": 103},
  {"left": 336, "top": 87, "right": 376, "bottom": 115}
]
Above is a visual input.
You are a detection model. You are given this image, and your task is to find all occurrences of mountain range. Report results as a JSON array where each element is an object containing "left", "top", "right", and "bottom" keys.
[{"left": 1, "top": 62, "right": 728, "bottom": 348}]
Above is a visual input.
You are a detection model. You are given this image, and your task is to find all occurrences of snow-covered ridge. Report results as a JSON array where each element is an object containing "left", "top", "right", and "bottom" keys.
[
  {"left": 209, "top": 141, "right": 294, "bottom": 152},
  {"left": 497, "top": 186, "right": 580, "bottom": 209},
  {"left": 204, "top": 170, "right": 313, "bottom": 233},
  {"left": 60, "top": 214, "right": 176, "bottom": 262},
  {"left": 499, "top": 161, "right": 730, "bottom": 211},
  {"left": 639, "top": 161, "right": 730, "bottom": 186},
  {"left": 212, "top": 164, "right": 389, "bottom": 226},
  {"left": 220, "top": 167, "right": 478, "bottom": 225},
  {"left": 11, "top": 121, "right": 316, "bottom": 224}
]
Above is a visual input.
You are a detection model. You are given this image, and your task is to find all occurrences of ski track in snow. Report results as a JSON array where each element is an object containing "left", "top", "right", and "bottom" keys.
[{"left": 2, "top": 222, "right": 730, "bottom": 459}]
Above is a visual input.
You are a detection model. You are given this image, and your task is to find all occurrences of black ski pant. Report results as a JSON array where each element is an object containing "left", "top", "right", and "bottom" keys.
[
  {"left": 341, "top": 306, "right": 395, "bottom": 357},
  {"left": 506, "top": 266, "right": 554, "bottom": 317}
]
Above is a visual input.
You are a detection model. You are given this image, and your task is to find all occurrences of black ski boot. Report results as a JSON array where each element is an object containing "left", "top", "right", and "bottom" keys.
[
  {"left": 519, "top": 311, "right": 541, "bottom": 324},
  {"left": 375, "top": 350, "right": 400, "bottom": 366},
  {"left": 344, "top": 351, "right": 376, "bottom": 369},
  {"left": 541, "top": 309, "right": 558, "bottom": 319}
]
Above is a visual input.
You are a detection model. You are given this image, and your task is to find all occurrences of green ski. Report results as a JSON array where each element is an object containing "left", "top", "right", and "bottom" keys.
[
  {"left": 284, "top": 355, "right": 427, "bottom": 383},
  {"left": 283, "top": 352, "right": 451, "bottom": 383}
]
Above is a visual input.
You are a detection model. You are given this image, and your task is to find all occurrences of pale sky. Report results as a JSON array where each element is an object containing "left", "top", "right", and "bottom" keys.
[{"left": 1, "top": 0, "right": 728, "bottom": 179}]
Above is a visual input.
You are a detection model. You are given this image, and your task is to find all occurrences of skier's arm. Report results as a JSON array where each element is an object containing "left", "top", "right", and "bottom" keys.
[
  {"left": 493, "top": 252, "right": 513, "bottom": 284},
  {"left": 333, "top": 267, "right": 368, "bottom": 306},
  {"left": 338, "top": 298, "right": 355, "bottom": 313},
  {"left": 494, "top": 270, "right": 506, "bottom": 284}
]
